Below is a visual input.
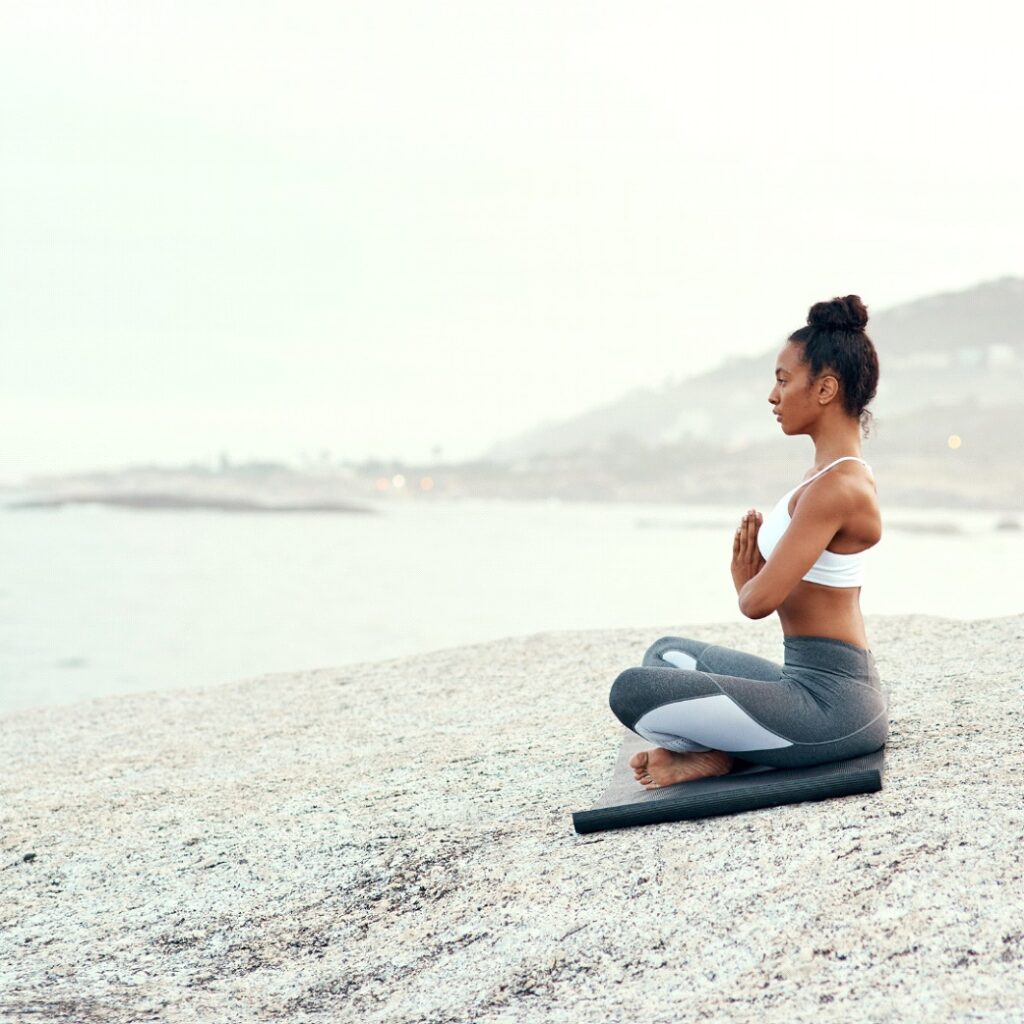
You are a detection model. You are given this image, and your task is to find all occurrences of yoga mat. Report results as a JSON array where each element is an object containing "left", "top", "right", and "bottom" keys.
[{"left": 572, "top": 730, "right": 886, "bottom": 834}]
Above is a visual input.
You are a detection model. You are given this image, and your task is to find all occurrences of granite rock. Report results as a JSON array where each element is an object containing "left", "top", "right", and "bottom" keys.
[{"left": 1, "top": 613, "right": 1022, "bottom": 1023}]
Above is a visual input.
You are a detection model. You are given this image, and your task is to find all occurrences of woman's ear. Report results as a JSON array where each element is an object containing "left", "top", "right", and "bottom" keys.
[{"left": 816, "top": 373, "right": 840, "bottom": 405}]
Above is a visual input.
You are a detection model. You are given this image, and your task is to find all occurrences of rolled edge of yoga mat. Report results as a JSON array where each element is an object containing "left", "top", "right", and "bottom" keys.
[{"left": 572, "top": 747, "right": 885, "bottom": 834}]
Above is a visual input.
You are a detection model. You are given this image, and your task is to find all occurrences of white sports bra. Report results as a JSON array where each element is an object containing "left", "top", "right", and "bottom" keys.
[{"left": 756, "top": 456, "right": 874, "bottom": 588}]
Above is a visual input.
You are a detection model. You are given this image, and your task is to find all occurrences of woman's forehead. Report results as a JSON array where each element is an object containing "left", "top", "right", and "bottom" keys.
[{"left": 775, "top": 343, "right": 801, "bottom": 371}]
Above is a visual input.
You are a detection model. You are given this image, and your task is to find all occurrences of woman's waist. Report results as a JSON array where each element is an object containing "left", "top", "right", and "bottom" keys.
[{"left": 777, "top": 598, "right": 867, "bottom": 649}]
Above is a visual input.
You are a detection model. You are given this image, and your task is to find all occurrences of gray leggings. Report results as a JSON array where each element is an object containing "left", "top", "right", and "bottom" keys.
[{"left": 609, "top": 635, "right": 889, "bottom": 769}]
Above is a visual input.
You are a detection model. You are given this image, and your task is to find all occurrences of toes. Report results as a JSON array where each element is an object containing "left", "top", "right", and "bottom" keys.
[{"left": 628, "top": 751, "right": 648, "bottom": 771}]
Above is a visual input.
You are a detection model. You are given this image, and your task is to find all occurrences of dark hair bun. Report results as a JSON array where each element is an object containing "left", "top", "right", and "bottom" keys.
[{"left": 807, "top": 294, "right": 869, "bottom": 332}]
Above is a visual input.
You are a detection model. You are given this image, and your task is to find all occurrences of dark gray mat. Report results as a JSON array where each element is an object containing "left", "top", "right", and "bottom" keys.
[{"left": 572, "top": 730, "right": 886, "bottom": 833}]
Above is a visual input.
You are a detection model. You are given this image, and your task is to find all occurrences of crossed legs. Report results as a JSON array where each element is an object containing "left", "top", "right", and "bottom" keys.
[{"left": 612, "top": 636, "right": 787, "bottom": 788}]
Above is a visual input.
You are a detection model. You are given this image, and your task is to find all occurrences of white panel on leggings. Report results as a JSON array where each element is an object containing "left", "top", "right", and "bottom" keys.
[
  {"left": 632, "top": 726, "right": 713, "bottom": 753},
  {"left": 635, "top": 694, "right": 793, "bottom": 752},
  {"left": 661, "top": 649, "right": 698, "bottom": 669}
]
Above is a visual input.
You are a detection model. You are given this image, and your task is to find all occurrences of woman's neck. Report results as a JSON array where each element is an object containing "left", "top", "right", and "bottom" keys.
[{"left": 809, "top": 422, "right": 863, "bottom": 467}]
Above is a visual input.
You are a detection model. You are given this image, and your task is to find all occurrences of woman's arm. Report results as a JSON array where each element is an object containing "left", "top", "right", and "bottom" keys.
[{"left": 736, "top": 478, "right": 851, "bottom": 619}]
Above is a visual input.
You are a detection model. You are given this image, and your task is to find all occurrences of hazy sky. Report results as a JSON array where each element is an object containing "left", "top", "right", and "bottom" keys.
[{"left": 2, "top": 1, "right": 1022, "bottom": 480}]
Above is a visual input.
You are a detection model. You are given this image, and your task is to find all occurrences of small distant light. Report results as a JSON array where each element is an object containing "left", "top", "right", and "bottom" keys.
[
  {"left": 374, "top": 477, "right": 390, "bottom": 491},
  {"left": 420, "top": 476, "right": 434, "bottom": 491},
  {"left": 948, "top": 434, "right": 962, "bottom": 449},
  {"left": 392, "top": 474, "right": 406, "bottom": 488}
]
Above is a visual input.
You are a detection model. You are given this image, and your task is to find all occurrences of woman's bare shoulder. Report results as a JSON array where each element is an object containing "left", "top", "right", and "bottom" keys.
[
  {"left": 840, "top": 464, "right": 882, "bottom": 541},
  {"left": 797, "top": 463, "right": 880, "bottom": 530}
]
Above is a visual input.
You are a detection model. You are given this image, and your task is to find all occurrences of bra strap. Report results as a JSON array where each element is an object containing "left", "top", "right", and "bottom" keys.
[{"left": 794, "top": 456, "right": 871, "bottom": 491}]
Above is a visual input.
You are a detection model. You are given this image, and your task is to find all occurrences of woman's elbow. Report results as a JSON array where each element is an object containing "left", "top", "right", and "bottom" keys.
[{"left": 739, "top": 593, "right": 775, "bottom": 619}]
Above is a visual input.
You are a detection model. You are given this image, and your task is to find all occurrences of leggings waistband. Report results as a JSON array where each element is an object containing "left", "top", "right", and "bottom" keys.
[
  {"left": 782, "top": 634, "right": 876, "bottom": 679},
  {"left": 784, "top": 634, "right": 871, "bottom": 654}
]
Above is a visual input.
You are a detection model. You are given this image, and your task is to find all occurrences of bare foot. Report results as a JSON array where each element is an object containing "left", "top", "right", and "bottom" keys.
[{"left": 628, "top": 747, "right": 734, "bottom": 789}]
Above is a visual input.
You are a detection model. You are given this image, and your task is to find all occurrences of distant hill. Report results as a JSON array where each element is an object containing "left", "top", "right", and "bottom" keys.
[
  {"left": 862, "top": 398, "right": 1022, "bottom": 459},
  {"left": 484, "top": 276, "right": 1024, "bottom": 460},
  {"left": 12, "top": 278, "right": 1022, "bottom": 513}
]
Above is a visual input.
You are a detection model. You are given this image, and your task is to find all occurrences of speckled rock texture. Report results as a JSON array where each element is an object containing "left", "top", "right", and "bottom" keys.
[{"left": 2, "top": 613, "right": 1022, "bottom": 1024}]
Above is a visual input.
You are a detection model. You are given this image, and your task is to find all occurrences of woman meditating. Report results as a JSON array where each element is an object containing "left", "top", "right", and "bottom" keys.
[{"left": 609, "top": 294, "right": 888, "bottom": 789}]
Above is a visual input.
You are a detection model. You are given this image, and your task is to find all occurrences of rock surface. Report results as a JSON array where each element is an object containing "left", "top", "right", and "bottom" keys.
[{"left": 2, "top": 613, "right": 1022, "bottom": 1023}]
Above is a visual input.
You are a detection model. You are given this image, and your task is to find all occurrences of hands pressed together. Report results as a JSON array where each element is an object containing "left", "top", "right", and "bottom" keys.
[{"left": 731, "top": 507, "right": 765, "bottom": 593}]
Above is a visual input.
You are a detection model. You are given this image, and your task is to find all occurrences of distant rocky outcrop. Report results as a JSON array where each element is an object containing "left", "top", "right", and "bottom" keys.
[{"left": 5, "top": 464, "right": 379, "bottom": 515}]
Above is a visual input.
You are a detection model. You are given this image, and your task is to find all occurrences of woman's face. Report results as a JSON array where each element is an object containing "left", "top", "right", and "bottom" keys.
[{"left": 768, "top": 341, "right": 813, "bottom": 433}]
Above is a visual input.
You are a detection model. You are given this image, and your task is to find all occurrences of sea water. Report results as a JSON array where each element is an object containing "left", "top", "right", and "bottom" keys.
[{"left": 0, "top": 499, "right": 1020, "bottom": 713}]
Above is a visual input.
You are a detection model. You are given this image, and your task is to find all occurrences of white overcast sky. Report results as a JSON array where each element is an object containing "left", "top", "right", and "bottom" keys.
[{"left": 2, "top": 1, "right": 1022, "bottom": 480}]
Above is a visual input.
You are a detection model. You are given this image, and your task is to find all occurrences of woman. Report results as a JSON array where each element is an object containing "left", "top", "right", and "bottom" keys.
[{"left": 609, "top": 294, "right": 888, "bottom": 789}]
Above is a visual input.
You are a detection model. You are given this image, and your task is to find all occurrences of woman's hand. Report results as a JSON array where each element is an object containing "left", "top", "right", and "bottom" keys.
[{"left": 731, "top": 508, "right": 766, "bottom": 594}]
